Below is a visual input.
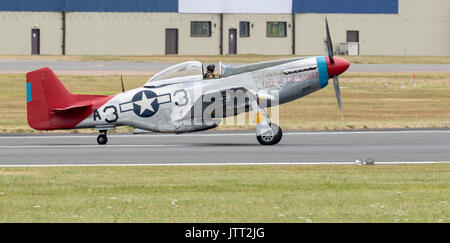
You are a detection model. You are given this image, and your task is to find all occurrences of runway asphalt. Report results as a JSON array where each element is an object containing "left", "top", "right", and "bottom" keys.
[
  {"left": 0, "top": 129, "right": 449, "bottom": 166},
  {"left": 0, "top": 59, "right": 449, "bottom": 75}
]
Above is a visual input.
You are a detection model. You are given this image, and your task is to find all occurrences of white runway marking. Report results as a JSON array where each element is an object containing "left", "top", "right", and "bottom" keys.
[
  {"left": 0, "top": 161, "right": 448, "bottom": 167},
  {"left": 1, "top": 130, "right": 449, "bottom": 139}
]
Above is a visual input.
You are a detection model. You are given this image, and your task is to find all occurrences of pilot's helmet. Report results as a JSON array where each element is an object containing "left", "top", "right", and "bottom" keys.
[{"left": 207, "top": 64, "right": 215, "bottom": 72}]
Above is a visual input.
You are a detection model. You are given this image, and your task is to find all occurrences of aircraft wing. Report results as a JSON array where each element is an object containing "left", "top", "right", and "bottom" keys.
[{"left": 202, "top": 87, "right": 275, "bottom": 104}]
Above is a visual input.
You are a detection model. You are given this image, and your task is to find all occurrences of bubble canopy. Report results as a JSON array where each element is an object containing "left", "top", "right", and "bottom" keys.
[{"left": 144, "top": 61, "right": 204, "bottom": 87}]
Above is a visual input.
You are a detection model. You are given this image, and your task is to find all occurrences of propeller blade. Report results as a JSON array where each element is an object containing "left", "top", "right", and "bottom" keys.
[
  {"left": 325, "top": 17, "right": 334, "bottom": 64},
  {"left": 333, "top": 75, "right": 343, "bottom": 114}
]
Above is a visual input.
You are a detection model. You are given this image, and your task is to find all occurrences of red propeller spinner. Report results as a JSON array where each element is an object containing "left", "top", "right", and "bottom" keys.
[{"left": 326, "top": 57, "right": 350, "bottom": 77}]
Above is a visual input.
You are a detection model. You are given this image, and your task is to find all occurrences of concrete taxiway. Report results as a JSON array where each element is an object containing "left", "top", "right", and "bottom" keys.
[{"left": 0, "top": 129, "right": 449, "bottom": 166}]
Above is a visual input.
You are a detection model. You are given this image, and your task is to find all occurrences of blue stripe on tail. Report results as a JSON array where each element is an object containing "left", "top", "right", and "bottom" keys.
[{"left": 26, "top": 82, "right": 32, "bottom": 102}]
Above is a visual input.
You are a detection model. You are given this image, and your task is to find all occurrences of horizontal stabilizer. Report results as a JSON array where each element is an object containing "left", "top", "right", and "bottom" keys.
[{"left": 51, "top": 104, "right": 93, "bottom": 114}]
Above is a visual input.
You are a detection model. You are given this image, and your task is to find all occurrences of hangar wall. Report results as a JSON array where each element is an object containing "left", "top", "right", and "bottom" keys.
[
  {"left": 68, "top": 13, "right": 295, "bottom": 55},
  {"left": 0, "top": 0, "right": 448, "bottom": 56},
  {"left": 222, "top": 14, "right": 293, "bottom": 55},
  {"left": 66, "top": 13, "right": 220, "bottom": 55},
  {"left": 295, "top": 0, "right": 450, "bottom": 56},
  {"left": 0, "top": 12, "right": 62, "bottom": 55}
]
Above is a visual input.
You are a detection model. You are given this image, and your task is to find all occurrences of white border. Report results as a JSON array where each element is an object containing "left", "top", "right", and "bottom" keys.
[{"left": 178, "top": 0, "right": 293, "bottom": 13}]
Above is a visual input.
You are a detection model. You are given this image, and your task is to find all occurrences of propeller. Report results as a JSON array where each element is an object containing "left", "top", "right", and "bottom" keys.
[
  {"left": 325, "top": 17, "right": 334, "bottom": 65},
  {"left": 333, "top": 76, "right": 343, "bottom": 114},
  {"left": 325, "top": 17, "right": 345, "bottom": 115}
]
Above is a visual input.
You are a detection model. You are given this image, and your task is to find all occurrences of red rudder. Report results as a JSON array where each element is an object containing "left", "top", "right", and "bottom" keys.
[{"left": 26, "top": 68, "right": 113, "bottom": 130}]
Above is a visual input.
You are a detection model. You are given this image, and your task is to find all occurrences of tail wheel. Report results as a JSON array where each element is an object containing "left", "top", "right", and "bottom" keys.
[
  {"left": 257, "top": 123, "right": 283, "bottom": 145},
  {"left": 97, "top": 133, "right": 108, "bottom": 145}
]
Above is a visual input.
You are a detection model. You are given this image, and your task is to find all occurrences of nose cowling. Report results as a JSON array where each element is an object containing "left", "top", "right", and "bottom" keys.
[{"left": 326, "top": 57, "right": 350, "bottom": 77}]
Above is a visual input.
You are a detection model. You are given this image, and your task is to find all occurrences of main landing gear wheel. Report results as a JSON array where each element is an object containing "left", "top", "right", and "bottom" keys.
[
  {"left": 97, "top": 131, "right": 108, "bottom": 145},
  {"left": 257, "top": 123, "right": 283, "bottom": 145}
]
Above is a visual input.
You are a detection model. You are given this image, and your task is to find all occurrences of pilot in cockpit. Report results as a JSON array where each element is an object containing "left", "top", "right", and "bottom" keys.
[{"left": 204, "top": 64, "right": 215, "bottom": 79}]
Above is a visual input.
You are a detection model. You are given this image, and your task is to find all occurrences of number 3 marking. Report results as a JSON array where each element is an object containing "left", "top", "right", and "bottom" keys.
[
  {"left": 174, "top": 90, "right": 188, "bottom": 106},
  {"left": 103, "top": 106, "right": 118, "bottom": 123}
]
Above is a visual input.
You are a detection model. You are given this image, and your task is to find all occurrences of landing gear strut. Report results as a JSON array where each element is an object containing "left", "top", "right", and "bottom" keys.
[
  {"left": 97, "top": 130, "right": 108, "bottom": 145},
  {"left": 257, "top": 123, "right": 283, "bottom": 145},
  {"left": 250, "top": 96, "right": 283, "bottom": 146}
]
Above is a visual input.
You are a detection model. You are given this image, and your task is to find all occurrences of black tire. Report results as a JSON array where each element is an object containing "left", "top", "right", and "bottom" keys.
[
  {"left": 257, "top": 124, "right": 283, "bottom": 145},
  {"left": 97, "top": 134, "right": 108, "bottom": 145}
]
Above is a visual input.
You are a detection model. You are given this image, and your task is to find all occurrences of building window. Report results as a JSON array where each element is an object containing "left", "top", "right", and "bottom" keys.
[
  {"left": 266, "top": 22, "right": 287, "bottom": 37},
  {"left": 240, "top": 22, "right": 250, "bottom": 37},
  {"left": 347, "top": 31, "right": 359, "bottom": 42},
  {"left": 191, "top": 21, "right": 212, "bottom": 37}
]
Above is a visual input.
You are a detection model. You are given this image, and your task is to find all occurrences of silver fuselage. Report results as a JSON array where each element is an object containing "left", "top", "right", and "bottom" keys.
[{"left": 76, "top": 56, "right": 330, "bottom": 133}]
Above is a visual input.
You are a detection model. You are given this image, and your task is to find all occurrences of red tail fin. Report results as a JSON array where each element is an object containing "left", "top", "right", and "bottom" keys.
[{"left": 26, "top": 68, "right": 113, "bottom": 130}]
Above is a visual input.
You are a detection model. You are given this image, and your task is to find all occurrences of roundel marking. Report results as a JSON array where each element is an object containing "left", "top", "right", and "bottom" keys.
[{"left": 132, "top": 90, "right": 159, "bottom": 118}]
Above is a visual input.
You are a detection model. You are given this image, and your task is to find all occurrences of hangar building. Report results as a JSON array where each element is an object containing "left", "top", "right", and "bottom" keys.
[{"left": 0, "top": 0, "right": 448, "bottom": 56}]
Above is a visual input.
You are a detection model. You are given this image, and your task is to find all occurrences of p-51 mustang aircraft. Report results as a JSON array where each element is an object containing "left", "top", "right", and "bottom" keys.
[{"left": 26, "top": 19, "right": 349, "bottom": 145}]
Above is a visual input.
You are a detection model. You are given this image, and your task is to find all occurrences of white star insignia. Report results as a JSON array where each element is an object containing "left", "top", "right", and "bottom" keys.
[{"left": 134, "top": 92, "right": 156, "bottom": 115}]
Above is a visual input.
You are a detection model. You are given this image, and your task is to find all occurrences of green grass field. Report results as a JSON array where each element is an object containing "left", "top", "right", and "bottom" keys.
[
  {"left": 0, "top": 164, "right": 448, "bottom": 223},
  {"left": 1, "top": 72, "right": 449, "bottom": 133}
]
